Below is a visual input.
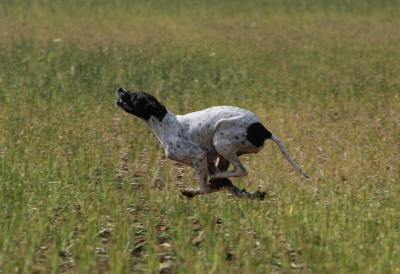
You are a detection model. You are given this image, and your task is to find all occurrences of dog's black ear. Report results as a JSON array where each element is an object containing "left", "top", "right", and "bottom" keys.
[{"left": 144, "top": 95, "right": 167, "bottom": 122}]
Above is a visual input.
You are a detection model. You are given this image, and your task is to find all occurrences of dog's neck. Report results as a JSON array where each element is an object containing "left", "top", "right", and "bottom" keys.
[{"left": 146, "top": 111, "right": 180, "bottom": 146}]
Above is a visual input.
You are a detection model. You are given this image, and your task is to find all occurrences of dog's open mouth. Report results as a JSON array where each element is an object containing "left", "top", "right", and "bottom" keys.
[
  {"left": 115, "top": 97, "right": 124, "bottom": 108},
  {"left": 115, "top": 90, "right": 131, "bottom": 112},
  {"left": 115, "top": 98, "right": 132, "bottom": 112}
]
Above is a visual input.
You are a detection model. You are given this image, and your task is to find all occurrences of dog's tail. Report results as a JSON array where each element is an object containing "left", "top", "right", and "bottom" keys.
[{"left": 271, "top": 134, "right": 310, "bottom": 178}]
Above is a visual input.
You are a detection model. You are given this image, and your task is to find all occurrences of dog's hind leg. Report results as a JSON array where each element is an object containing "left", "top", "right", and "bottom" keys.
[
  {"left": 210, "top": 157, "right": 265, "bottom": 200},
  {"left": 181, "top": 155, "right": 265, "bottom": 200},
  {"left": 182, "top": 156, "right": 239, "bottom": 198},
  {"left": 209, "top": 158, "right": 254, "bottom": 198},
  {"left": 209, "top": 151, "right": 248, "bottom": 179}
]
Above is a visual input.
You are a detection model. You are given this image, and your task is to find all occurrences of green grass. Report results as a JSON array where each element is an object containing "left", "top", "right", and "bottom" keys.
[{"left": 0, "top": 1, "right": 400, "bottom": 273}]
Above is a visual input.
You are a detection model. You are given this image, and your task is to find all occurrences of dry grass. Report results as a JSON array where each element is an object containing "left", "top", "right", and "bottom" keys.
[{"left": 0, "top": 1, "right": 399, "bottom": 273}]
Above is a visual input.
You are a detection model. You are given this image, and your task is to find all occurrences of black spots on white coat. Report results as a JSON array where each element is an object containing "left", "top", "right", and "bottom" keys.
[{"left": 246, "top": 122, "right": 272, "bottom": 147}]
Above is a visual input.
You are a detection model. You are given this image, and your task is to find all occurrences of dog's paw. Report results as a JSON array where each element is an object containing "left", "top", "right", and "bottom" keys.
[
  {"left": 181, "top": 189, "right": 195, "bottom": 198},
  {"left": 181, "top": 188, "right": 202, "bottom": 198},
  {"left": 250, "top": 190, "right": 266, "bottom": 200},
  {"left": 238, "top": 188, "right": 266, "bottom": 200}
]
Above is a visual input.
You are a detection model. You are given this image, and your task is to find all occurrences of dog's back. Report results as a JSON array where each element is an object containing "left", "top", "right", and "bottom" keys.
[{"left": 177, "top": 106, "right": 266, "bottom": 153}]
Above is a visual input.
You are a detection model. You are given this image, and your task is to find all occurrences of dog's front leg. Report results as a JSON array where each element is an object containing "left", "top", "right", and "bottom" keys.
[{"left": 181, "top": 156, "right": 212, "bottom": 197}]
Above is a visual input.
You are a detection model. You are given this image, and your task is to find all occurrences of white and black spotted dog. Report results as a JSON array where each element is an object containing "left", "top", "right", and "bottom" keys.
[{"left": 115, "top": 87, "right": 309, "bottom": 199}]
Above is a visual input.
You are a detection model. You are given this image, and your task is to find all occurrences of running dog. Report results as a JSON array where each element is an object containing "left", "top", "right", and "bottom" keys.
[{"left": 115, "top": 87, "right": 309, "bottom": 198}]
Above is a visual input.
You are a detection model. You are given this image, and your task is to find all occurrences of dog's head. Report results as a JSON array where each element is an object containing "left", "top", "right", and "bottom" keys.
[{"left": 115, "top": 87, "right": 167, "bottom": 122}]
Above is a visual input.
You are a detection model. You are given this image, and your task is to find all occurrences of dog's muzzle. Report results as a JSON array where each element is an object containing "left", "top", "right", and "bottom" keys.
[
  {"left": 115, "top": 95, "right": 124, "bottom": 108},
  {"left": 115, "top": 88, "right": 130, "bottom": 110}
]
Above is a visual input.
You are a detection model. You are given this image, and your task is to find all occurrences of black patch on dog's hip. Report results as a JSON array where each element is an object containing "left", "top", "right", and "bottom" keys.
[{"left": 246, "top": 122, "right": 272, "bottom": 147}]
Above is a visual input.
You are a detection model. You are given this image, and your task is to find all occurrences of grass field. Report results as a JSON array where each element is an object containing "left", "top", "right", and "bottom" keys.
[{"left": 1, "top": 1, "right": 400, "bottom": 273}]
